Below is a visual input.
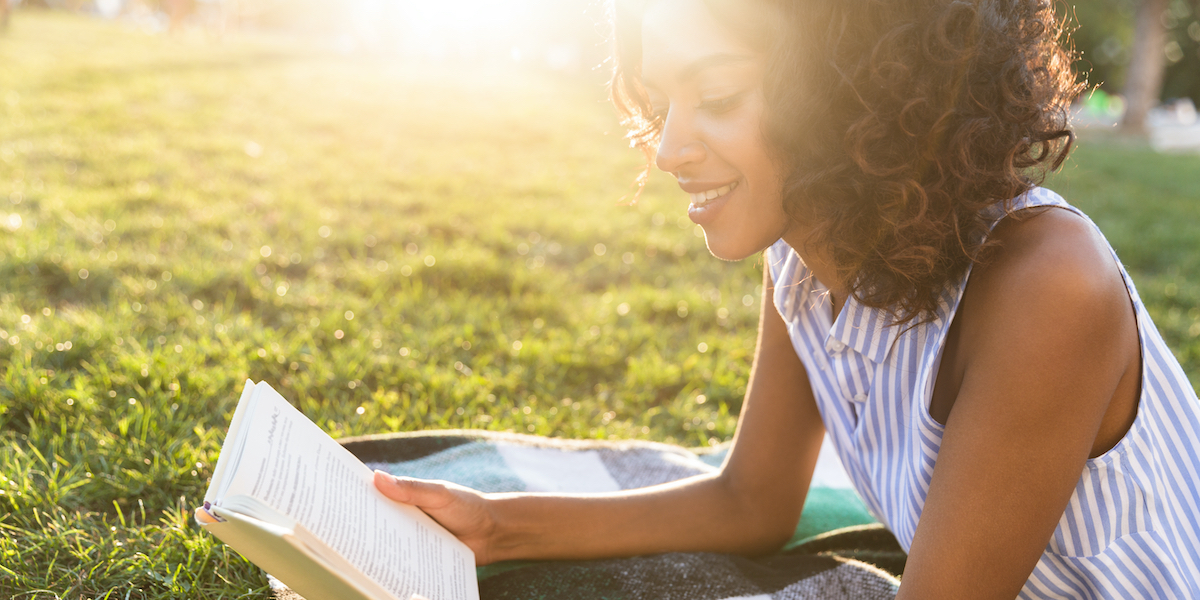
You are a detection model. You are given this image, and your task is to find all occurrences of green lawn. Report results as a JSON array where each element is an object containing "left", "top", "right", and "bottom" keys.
[{"left": 1, "top": 11, "right": 1198, "bottom": 599}]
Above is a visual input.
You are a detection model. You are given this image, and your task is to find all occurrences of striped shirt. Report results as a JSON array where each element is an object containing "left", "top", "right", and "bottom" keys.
[{"left": 766, "top": 187, "right": 1200, "bottom": 598}]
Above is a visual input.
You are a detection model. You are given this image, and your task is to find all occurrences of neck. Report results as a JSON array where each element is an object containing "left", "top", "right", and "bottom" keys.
[{"left": 780, "top": 222, "right": 849, "bottom": 316}]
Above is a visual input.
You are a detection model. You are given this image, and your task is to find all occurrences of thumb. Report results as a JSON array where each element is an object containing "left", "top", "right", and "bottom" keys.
[{"left": 373, "top": 470, "right": 454, "bottom": 509}]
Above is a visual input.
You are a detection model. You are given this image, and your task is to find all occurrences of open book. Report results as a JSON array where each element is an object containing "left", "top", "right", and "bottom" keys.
[{"left": 195, "top": 380, "right": 479, "bottom": 600}]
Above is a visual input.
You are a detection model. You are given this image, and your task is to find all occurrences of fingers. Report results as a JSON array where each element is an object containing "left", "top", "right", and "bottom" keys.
[{"left": 373, "top": 470, "right": 455, "bottom": 509}]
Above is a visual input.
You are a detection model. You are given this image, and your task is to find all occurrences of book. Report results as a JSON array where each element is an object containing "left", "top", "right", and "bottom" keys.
[{"left": 195, "top": 380, "right": 479, "bottom": 600}]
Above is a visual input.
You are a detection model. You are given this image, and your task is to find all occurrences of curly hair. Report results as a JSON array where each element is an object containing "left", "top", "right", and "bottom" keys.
[{"left": 611, "top": 0, "right": 1083, "bottom": 323}]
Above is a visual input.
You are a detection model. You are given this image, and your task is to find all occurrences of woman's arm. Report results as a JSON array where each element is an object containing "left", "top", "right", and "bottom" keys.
[
  {"left": 375, "top": 266, "right": 827, "bottom": 564},
  {"left": 896, "top": 208, "right": 1142, "bottom": 599}
]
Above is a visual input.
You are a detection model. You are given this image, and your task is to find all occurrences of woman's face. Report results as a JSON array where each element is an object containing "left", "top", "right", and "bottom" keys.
[{"left": 641, "top": 0, "right": 790, "bottom": 261}]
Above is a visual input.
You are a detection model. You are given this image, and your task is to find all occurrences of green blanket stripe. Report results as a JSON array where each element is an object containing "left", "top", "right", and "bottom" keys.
[
  {"left": 787, "top": 487, "right": 879, "bottom": 550},
  {"left": 478, "top": 560, "right": 542, "bottom": 581}
]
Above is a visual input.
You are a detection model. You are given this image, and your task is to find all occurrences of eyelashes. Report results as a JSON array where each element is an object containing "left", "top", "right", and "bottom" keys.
[
  {"left": 647, "top": 91, "right": 747, "bottom": 124},
  {"left": 698, "top": 92, "right": 746, "bottom": 113}
]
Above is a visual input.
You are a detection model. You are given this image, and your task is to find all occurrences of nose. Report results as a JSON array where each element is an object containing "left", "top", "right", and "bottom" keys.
[{"left": 654, "top": 109, "right": 705, "bottom": 174}]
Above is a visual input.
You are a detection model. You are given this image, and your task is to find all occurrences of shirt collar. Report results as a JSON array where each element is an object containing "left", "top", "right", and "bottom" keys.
[
  {"left": 826, "top": 292, "right": 902, "bottom": 364},
  {"left": 784, "top": 248, "right": 908, "bottom": 364}
]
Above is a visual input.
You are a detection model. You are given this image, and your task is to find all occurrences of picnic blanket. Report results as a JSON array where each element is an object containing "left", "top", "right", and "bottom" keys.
[{"left": 273, "top": 430, "right": 905, "bottom": 600}]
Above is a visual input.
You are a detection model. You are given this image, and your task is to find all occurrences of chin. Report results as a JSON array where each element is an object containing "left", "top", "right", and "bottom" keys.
[{"left": 703, "top": 236, "right": 770, "bottom": 262}]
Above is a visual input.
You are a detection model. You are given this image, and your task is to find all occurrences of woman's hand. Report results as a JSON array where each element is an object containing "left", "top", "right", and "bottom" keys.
[{"left": 373, "top": 471, "right": 500, "bottom": 564}]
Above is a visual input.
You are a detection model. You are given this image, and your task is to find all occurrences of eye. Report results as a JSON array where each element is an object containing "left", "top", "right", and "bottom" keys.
[{"left": 698, "top": 92, "right": 746, "bottom": 114}]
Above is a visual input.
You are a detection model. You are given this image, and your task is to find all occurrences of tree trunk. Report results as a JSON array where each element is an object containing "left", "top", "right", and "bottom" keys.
[{"left": 1120, "top": 0, "right": 1170, "bottom": 135}]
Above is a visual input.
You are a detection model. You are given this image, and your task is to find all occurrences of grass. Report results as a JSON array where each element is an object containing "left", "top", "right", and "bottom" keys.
[{"left": 1, "top": 11, "right": 1199, "bottom": 599}]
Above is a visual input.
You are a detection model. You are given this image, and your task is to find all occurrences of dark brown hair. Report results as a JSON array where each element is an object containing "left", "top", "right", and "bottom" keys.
[{"left": 611, "top": 0, "right": 1082, "bottom": 323}]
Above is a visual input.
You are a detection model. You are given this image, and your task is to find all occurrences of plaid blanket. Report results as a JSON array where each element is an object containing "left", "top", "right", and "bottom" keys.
[{"left": 272, "top": 430, "right": 904, "bottom": 600}]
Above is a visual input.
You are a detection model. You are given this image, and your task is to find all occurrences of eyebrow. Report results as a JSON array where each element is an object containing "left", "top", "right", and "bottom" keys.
[
  {"left": 679, "top": 52, "right": 757, "bottom": 82},
  {"left": 643, "top": 52, "right": 758, "bottom": 89}
]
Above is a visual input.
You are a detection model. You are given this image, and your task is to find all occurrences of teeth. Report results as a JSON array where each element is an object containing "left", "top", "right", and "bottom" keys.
[{"left": 690, "top": 182, "right": 738, "bottom": 208}]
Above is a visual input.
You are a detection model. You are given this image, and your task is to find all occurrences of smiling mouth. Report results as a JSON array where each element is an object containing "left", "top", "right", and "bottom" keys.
[{"left": 689, "top": 181, "right": 739, "bottom": 208}]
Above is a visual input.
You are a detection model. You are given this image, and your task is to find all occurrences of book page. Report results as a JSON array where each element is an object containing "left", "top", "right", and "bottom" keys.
[
  {"left": 219, "top": 382, "right": 477, "bottom": 600},
  {"left": 204, "top": 379, "right": 258, "bottom": 504}
]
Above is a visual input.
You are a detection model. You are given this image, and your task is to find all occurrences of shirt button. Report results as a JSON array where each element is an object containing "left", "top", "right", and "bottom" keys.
[
  {"left": 829, "top": 340, "right": 846, "bottom": 352},
  {"left": 853, "top": 393, "right": 868, "bottom": 402}
]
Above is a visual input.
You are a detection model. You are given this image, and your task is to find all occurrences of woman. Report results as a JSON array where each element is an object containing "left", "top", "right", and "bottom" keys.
[{"left": 375, "top": 0, "right": 1200, "bottom": 597}]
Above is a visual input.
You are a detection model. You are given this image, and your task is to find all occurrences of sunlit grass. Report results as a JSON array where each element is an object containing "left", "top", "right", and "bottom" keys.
[{"left": 2, "top": 11, "right": 1199, "bottom": 598}]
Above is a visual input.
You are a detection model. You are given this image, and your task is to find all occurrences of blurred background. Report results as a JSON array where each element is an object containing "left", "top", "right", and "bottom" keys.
[
  {"left": 2, "top": 0, "right": 1198, "bottom": 133},
  {"left": 1, "top": 1, "right": 1198, "bottom": 597},
  {"left": 1072, "top": 0, "right": 1199, "bottom": 103},
  {"left": 1, "top": 0, "right": 615, "bottom": 72}
]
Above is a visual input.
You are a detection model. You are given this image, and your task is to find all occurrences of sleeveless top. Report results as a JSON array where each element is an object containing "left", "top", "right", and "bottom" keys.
[{"left": 766, "top": 187, "right": 1200, "bottom": 599}]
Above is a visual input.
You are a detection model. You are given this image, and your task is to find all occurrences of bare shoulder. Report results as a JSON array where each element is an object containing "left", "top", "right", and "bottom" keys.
[
  {"left": 903, "top": 206, "right": 1144, "bottom": 598},
  {"left": 951, "top": 204, "right": 1142, "bottom": 454},
  {"left": 962, "top": 206, "right": 1133, "bottom": 343}
]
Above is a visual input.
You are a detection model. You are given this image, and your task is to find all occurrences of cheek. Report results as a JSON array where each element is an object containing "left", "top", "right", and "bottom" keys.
[
  {"left": 707, "top": 127, "right": 769, "bottom": 179},
  {"left": 706, "top": 105, "right": 772, "bottom": 178}
]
